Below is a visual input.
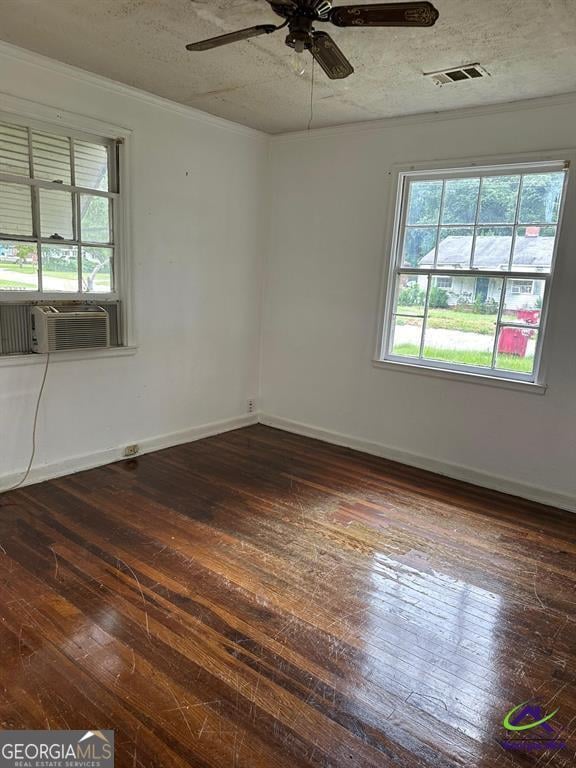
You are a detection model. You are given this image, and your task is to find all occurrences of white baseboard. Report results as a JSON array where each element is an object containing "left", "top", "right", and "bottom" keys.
[
  {"left": 259, "top": 413, "right": 576, "bottom": 514},
  {"left": 4, "top": 410, "right": 574, "bottom": 514},
  {"left": 0, "top": 413, "right": 258, "bottom": 493}
]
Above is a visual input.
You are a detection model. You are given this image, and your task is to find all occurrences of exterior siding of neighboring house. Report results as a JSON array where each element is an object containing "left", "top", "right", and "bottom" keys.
[
  {"left": 414, "top": 274, "right": 544, "bottom": 308},
  {"left": 415, "top": 234, "right": 552, "bottom": 309}
]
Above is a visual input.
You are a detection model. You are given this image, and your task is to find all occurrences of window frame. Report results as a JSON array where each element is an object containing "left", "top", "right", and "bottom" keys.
[
  {"left": 0, "top": 98, "right": 134, "bottom": 353},
  {"left": 375, "top": 153, "right": 572, "bottom": 390},
  {"left": 0, "top": 113, "right": 121, "bottom": 302}
]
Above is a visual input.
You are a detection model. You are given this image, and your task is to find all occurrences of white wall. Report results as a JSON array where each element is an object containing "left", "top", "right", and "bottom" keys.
[
  {"left": 2, "top": 41, "right": 575, "bottom": 512},
  {"left": 262, "top": 96, "right": 576, "bottom": 510},
  {"left": 0, "top": 44, "right": 268, "bottom": 487}
]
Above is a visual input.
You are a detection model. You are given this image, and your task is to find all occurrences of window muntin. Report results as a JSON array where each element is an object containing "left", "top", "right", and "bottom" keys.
[
  {"left": 0, "top": 118, "right": 117, "bottom": 297},
  {"left": 382, "top": 162, "right": 568, "bottom": 382}
]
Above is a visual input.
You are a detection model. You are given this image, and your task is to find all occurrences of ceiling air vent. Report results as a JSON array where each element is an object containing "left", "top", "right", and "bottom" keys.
[{"left": 425, "top": 64, "right": 490, "bottom": 86}]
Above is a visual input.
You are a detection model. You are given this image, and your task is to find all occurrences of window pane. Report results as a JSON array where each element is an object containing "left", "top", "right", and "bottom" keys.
[
  {"left": 501, "top": 279, "right": 545, "bottom": 324},
  {"left": 436, "top": 227, "right": 474, "bottom": 269},
  {"left": 40, "top": 244, "right": 79, "bottom": 292},
  {"left": 478, "top": 175, "right": 520, "bottom": 224},
  {"left": 402, "top": 227, "right": 437, "bottom": 268},
  {"left": 74, "top": 141, "right": 109, "bottom": 191},
  {"left": 0, "top": 183, "right": 33, "bottom": 236},
  {"left": 441, "top": 177, "right": 480, "bottom": 224},
  {"left": 396, "top": 274, "right": 428, "bottom": 315},
  {"left": 495, "top": 326, "right": 538, "bottom": 375},
  {"left": 0, "top": 122, "right": 30, "bottom": 177},
  {"left": 0, "top": 240, "right": 38, "bottom": 291},
  {"left": 39, "top": 189, "right": 74, "bottom": 240},
  {"left": 390, "top": 315, "right": 423, "bottom": 358},
  {"left": 512, "top": 226, "right": 555, "bottom": 273},
  {"left": 406, "top": 180, "right": 443, "bottom": 225},
  {"left": 436, "top": 276, "right": 453, "bottom": 289},
  {"left": 519, "top": 172, "right": 564, "bottom": 224},
  {"left": 82, "top": 246, "right": 113, "bottom": 292},
  {"left": 422, "top": 276, "right": 502, "bottom": 368},
  {"left": 32, "top": 131, "right": 71, "bottom": 184},
  {"left": 472, "top": 227, "right": 513, "bottom": 270},
  {"left": 80, "top": 195, "right": 111, "bottom": 243}
]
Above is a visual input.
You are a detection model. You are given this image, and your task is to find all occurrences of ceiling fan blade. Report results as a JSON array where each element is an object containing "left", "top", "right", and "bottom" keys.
[
  {"left": 330, "top": 2, "right": 439, "bottom": 28},
  {"left": 186, "top": 24, "right": 277, "bottom": 51},
  {"left": 311, "top": 32, "right": 354, "bottom": 80}
]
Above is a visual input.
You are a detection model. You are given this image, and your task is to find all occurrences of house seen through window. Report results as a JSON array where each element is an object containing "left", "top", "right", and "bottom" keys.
[{"left": 380, "top": 162, "right": 568, "bottom": 383}]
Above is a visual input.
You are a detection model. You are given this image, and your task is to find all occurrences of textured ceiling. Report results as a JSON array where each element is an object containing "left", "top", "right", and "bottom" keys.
[{"left": 1, "top": 0, "right": 576, "bottom": 133}]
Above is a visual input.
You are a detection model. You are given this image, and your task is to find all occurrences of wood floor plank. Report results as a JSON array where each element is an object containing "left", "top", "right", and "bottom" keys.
[{"left": 0, "top": 424, "right": 574, "bottom": 767}]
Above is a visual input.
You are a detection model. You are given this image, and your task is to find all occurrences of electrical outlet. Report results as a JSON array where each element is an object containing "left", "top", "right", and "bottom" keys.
[
  {"left": 247, "top": 399, "right": 257, "bottom": 414},
  {"left": 124, "top": 444, "right": 139, "bottom": 457}
]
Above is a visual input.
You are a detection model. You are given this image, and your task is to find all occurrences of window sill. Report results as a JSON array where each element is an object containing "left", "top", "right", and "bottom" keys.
[
  {"left": 0, "top": 345, "right": 138, "bottom": 368},
  {"left": 372, "top": 358, "right": 547, "bottom": 395}
]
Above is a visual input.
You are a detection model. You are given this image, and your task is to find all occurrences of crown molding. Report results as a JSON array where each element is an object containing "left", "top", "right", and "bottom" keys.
[
  {"left": 1, "top": 40, "right": 575, "bottom": 144},
  {"left": 272, "top": 91, "right": 576, "bottom": 143},
  {"left": 0, "top": 40, "right": 267, "bottom": 141},
  {"left": 0, "top": 91, "right": 133, "bottom": 141}
]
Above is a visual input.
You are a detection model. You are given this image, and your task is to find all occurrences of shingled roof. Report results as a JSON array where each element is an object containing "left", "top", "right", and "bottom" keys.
[{"left": 420, "top": 235, "right": 554, "bottom": 268}]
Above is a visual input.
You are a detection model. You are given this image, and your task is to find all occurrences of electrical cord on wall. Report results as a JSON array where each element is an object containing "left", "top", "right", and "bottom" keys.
[{"left": 3, "top": 352, "right": 50, "bottom": 494}]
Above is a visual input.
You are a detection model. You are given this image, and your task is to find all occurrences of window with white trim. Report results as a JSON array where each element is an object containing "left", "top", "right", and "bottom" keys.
[
  {"left": 0, "top": 118, "right": 120, "bottom": 297},
  {"left": 0, "top": 115, "right": 126, "bottom": 354},
  {"left": 379, "top": 161, "right": 568, "bottom": 383}
]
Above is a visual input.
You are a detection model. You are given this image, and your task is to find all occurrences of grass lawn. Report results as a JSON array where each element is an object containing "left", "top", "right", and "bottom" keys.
[
  {"left": 0, "top": 279, "right": 31, "bottom": 288},
  {"left": 393, "top": 343, "right": 534, "bottom": 373},
  {"left": 0, "top": 262, "right": 37, "bottom": 275},
  {"left": 397, "top": 306, "right": 497, "bottom": 335},
  {"left": 0, "top": 262, "right": 110, "bottom": 288},
  {"left": 0, "top": 263, "right": 75, "bottom": 281}
]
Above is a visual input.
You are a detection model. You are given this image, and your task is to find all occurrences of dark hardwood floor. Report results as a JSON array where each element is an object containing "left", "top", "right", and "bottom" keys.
[{"left": 0, "top": 424, "right": 574, "bottom": 767}]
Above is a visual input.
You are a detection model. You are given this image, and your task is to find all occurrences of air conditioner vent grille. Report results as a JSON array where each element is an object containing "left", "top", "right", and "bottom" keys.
[
  {"left": 425, "top": 64, "right": 490, "bottom": 86},
  {"left": 31, "top": 306, "right": 110, "bottom": 353}
]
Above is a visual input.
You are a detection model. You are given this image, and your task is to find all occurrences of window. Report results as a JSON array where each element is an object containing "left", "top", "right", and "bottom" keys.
[
  {"left": 0, "top": 118, "right": 120, "bottom": 297},
  {"left": 379, "top": 160, "right": 568, "bottom": 384},
  {"left": 511, "top": 280, "right": 534, "bottom": 295},
  {"left": 0, "top": 113, "right": 127, "bottom": 355}
]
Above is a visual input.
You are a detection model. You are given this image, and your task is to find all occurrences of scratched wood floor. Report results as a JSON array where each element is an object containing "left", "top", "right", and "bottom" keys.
[{"left": 0, "top": 425, "right": 574, "bottom": 768}]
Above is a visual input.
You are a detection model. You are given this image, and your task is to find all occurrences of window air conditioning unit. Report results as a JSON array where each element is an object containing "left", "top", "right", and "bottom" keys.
[{"left": 31, "top": 306, "right": 110, "bottom": 353}]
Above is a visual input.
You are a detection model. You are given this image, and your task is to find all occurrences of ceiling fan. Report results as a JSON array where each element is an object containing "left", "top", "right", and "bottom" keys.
[{"left": 185, "top": 1, "right": 440, "bottom": 80}]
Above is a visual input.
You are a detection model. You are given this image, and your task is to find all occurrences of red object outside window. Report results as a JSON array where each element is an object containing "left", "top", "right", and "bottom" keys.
[
  {"left": 498, "top": 328, "right": 532, "bottom": 357},
  {"left": 516, "top": 309, "right": 540, "bottom": 324}
]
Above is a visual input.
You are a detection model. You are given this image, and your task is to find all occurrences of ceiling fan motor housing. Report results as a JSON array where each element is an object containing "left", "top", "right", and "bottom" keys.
[
  {"left": 286, "top": 16, "right": 315, "bottom": 51},
  {"left": 275, "top": 1, "right": 333, "bottom": 51},
  {"left": 271, "top": 0, "right": 333, "bottom": 21}
]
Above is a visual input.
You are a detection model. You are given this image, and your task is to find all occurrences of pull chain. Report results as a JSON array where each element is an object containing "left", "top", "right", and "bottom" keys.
[{"left": 307, "top": 54, "right": 315, "bottom": 131}]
